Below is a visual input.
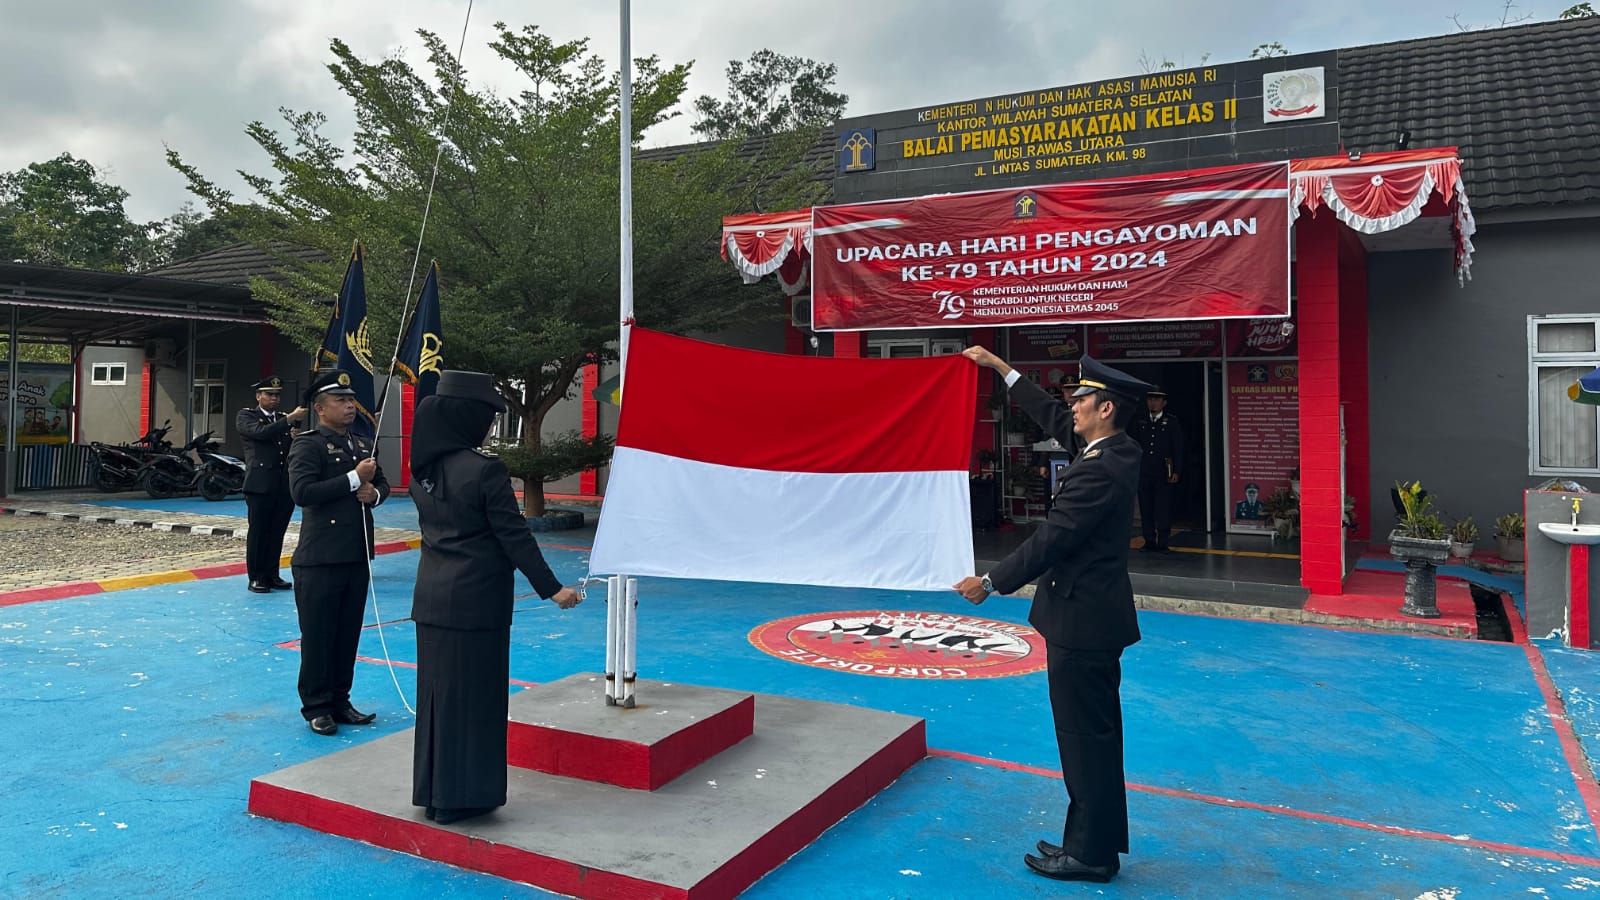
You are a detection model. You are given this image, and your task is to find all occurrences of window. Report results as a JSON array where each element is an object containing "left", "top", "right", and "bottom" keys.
[
  {"left": 866, "top": 339, "right": 930, "bottom": 358},
  {"left": 91, "top": 363, "right": 126, "bottom": 385},
  {"left": 1529, "top": 316, "right": 1600, "bottom": 475}
]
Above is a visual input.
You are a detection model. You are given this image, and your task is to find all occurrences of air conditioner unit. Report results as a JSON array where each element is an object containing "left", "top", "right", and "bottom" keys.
[
  {"left": 789, "top": 298, "right": 813, "bottom": 329},
  {"left": 143, "top": 339, "right": 177, "bottom": 367}
]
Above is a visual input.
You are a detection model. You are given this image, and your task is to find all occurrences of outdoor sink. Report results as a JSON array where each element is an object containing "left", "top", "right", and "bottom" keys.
[{"left": 1538, "top": 522, "right": 1600, "bottom": 545}]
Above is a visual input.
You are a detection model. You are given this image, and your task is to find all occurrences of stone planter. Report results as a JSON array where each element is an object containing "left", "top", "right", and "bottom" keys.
[
  {"left": 1390, "top": 531, "right": 1453, "bottom": 618},
  {"left": 1495, "top": 534, "right": 1525, "bottom": 562},
  {"left": 1449, "top": 540, "right": 1474, "bottom": 559}
]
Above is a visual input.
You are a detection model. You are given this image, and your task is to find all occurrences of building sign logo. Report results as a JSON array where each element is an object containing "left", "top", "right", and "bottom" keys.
[
  {"left": 1247, "top": 364, "right": 1269, "bottom": 384},
  {"left": 1263, "top": 67, "right": 1325, "bottom": 121},
  {"left": 749, "top": 611, "right": 1047, "bottom": 679},
  {"left": 837, "top": 128, "right": 876, "bottom": 172},
  {"left": 1014, "top": 192, "right": 1038, "bottom": 219}
]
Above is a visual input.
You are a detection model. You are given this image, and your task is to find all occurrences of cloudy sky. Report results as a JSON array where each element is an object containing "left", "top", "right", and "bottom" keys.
[{"left": 0, "top": 0, "right": 1572, "bottom": 222}]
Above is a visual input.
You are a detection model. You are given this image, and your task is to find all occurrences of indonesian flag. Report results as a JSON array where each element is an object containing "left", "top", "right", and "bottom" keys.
[{"left": 589, "top": 328, "right": 977, "bottom": 591}]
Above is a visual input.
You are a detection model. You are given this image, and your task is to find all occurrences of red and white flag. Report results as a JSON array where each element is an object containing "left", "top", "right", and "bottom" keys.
[{"left": 589, "top": 328, "right": 977, "bottom": 591}]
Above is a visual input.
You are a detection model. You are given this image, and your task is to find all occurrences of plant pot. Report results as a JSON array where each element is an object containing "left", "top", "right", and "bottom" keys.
[
  {"left": 1290, "top": 480, "right": 1301, "bottom": 496},
  {"left": 1448, "top": 540, "right": 1474, "bottom": 559},
  {"left": 1389, "top": 531, "right": 1453, "bottom": 618},
  {"left": 1495, "top": 534, "right": 1525, "bottom": 562}
]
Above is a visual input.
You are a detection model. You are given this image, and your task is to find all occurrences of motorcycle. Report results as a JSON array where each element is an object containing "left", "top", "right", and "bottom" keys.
[
  {"left": 88, "top": 421, "right": 174, "bottom": 492},
  {"left": 139, "top": 430, "right": 240, "bottom": 500}
]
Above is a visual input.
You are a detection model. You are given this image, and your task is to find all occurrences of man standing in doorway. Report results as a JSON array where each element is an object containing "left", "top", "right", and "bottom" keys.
[
  {"left": 953, "top": 349, "right": 1148, "bottom": 884},
  {"left": 237, "top": 376, "right": 307, "bottom": 593},
  {"left": 1127, "top": 387, "right": 1183, "bottom": 552},
  {"left": 288, "top": 369, "right": 389, "bottom": 736}
]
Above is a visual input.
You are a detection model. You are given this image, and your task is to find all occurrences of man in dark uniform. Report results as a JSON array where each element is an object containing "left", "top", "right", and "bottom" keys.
[
  {"left": 955, "top": 349, "right": 1149, "bottom": 884},
  {"left": 1127, "top": 387, "right": 1184, "bottom": 552},
  {"left": 236, "top": 376, "right": 308, "bottom": 593},
  {"left": 409, "top": 370, "right": 582, "bottom": 825},
  {"left": 1235, "top": 483, "right": 1265, "bottom": 520},
  {"left": 288, "top": 369, "right": 390, "bottom": 736}
]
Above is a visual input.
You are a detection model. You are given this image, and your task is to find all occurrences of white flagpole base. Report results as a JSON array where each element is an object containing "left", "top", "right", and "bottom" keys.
[
  {"left": 622, "top": 577, "right": 638, "bottom": 708},
  {"left": 604, "top": 575, "right": 621, "bottom": 706}
]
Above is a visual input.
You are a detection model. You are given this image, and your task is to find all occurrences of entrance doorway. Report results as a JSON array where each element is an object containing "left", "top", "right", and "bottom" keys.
[
  {"left": 190, "top": 360, "right": 227, "bottom": 443},
  {"left": 1119, "top": 361, "right": 1215, "bottom": 533}
]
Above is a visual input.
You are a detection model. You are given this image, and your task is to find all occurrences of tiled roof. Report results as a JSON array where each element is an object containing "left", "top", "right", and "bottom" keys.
[
  {"left": 1339, "top": 16, "right": 1600, "bottom": 212},
  {"left": 140, "top": 241, "right": 328, "bottom": 286}
]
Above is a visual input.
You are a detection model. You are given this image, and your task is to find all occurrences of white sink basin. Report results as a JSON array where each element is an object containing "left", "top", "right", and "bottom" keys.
[{"left": 1538, "top": 522, "right": 1600, "bottom": 545}]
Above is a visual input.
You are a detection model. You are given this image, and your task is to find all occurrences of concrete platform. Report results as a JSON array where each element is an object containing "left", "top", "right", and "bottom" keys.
[
  {"left": 248, "top": 685, "right": 926, "bottom": 899},
  {"left": 506, "top": 675, "right": 755, "bottom": 790}
]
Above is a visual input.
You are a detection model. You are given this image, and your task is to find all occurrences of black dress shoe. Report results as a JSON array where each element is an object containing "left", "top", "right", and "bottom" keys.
[
  {"left": 332, "top": 705, "right": 376, "bottom": 725},
  {"left": 308, "top": 715, "right": 338, "bottom": 736},
  {"left": 1037, "top": 839, "right": 1064, "bottom": 857},
  {"left": 269, "top": 577, "right": 293, "bottom": 590},
  {"left": 432, "top": 806, "right": 495, "bottom": 825},
  {"left": 247, "top": 580, "right": 272, "bottom": 593},
  {"left": 1024, "top": 851, "right": 1118, "bottom": 882},
  {"left": 424, "top": 807, "right": 436, "bottom": 821}
]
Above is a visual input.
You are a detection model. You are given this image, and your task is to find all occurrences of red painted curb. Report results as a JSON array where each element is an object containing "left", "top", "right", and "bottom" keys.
[{"left": 0, "top": 580, "right": 106, "bottom": 608}]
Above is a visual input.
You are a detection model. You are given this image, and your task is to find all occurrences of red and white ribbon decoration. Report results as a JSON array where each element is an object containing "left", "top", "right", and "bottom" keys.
[{"left": 721, "top": 210, "right": 812, "bottom": 295}]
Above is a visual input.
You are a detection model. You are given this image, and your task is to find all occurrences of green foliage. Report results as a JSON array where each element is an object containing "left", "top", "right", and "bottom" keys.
[
  {"left": 1496, "top": 512, "right": 1526, "bottom": 539},
  {"left": 167, "top": 23, "right": 827, "bottom": 513},
  {"left": 1561, "top": 3, "right": 1595, "bottom": 18},
  {"left": 1249, "top": 41, "right": 1289, "bottom": 59},
  {"left": 692, "top": 49, "right": 848, "bottom": 140},
  {"left": 48, "top": 379, "right": 73, "bottom": 409},
  {"left": 496, "top": 431, "right": 615, "bottom": 517},
  {"left": 0, "top": 153, "right": 150, "bottom": 271},
  {"left": 1394, "top": 480, "right": 1447, "bottom": 540},
  {"left": 1262, "top": 486, "right": 1298, "bottom": 520},
  {"left": 1450, "top": 516, "right": 1479, "bottom": 544}
]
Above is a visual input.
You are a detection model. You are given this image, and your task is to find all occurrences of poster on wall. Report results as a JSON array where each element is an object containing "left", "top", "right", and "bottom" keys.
[
  {"left": 1225, "top": 316, "right": 1298, "bottom": 357},
  {"left": 0, "top": 363, "right": 73, "bottom": 445},
  {"left": 1011, "top": 325, "right": 1083, "bottom": 362},
  {"left": 1087, "top": 320, "right": 1222, "bottom": 359},
  {"left": 1226, "top": 359, "right": 1298, "bottom": 531}
]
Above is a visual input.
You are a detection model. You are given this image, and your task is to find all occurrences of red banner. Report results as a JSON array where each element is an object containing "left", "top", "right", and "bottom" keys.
[{"left": 810, "top": 161, "right": 1290, "bottom": 331}]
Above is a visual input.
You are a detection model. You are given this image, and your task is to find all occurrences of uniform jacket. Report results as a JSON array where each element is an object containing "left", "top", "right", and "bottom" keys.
[
  {"left": 1128, "top": 410, "right": 1184, "bottom": 478},
  {"left": 235, "top": 407, "right": 295, "bottom": 495},
  {"left": 288, "top": 423, "right": 390, "bottom": 566},
  {"left": 409, "top": 448, "right": 563, "bottom": 630},
  {"left": 990, "top": 377, "right": 1142, "bottom": 651}
]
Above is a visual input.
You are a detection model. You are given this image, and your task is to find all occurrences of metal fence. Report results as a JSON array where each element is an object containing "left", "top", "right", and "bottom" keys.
[{"left": 0, "top": 442, "right": 96, "bottom": 491}]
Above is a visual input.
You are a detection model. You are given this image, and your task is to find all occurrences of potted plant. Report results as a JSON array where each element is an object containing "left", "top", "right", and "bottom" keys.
[
  {"left": 1390, "top": 480, "right": 1451, "bottom": 618},
  {"left": 1495, "top": 513, "right": 1526, "bottom": 562},
  {"left": 1449, "top": 516, "right": 1478, "bottom": 559},
  {"left": 1289, "top": 467, "right": 1301, "bottom": 497},
  {"left": 1262, "top": 486, "right": 1298, "bottom": 540},
  {"left": 1343, "top": 495, "right": 1359, "bottom": 531}
]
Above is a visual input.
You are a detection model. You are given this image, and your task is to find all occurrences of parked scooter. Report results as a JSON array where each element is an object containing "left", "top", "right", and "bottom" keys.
[
  {"left": 88, "top": 421, "right": 173, "bottom": 492},
  {"left": 139, "top": 430, "right": 237, "bottom": 500}
]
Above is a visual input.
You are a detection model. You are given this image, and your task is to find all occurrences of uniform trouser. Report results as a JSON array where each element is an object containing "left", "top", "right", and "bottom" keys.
[
  {"left": 1137, "top": 470, "right": 1172, "bottom": 545},
  {"left": 1046, "top": 643, "right": 1129, "bottom": 866},
  {"left": 292, "top": 562, "right": 369, "bottom": 720},
  {"left": 244, "top": 491, "right": 294, "bottom": 582}
]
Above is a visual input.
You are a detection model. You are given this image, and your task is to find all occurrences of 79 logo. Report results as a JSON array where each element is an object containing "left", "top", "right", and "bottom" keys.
[{"left": 934, "top": 290, "right": 966, "bottom": 320}]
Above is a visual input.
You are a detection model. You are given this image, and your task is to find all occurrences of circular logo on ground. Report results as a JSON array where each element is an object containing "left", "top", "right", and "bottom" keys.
[{"left": 749, "top": 610, "right": 1046, "bottom": 679}]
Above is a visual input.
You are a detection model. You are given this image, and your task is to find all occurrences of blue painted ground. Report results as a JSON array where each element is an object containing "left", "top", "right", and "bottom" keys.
[{"left": 5, "top": 538, "right": 1600, "bottom": 897}]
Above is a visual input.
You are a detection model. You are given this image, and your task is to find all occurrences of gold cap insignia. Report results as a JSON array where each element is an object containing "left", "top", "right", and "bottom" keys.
[{"left": 337, "top": 372, "right": 351, "bottom": 387}]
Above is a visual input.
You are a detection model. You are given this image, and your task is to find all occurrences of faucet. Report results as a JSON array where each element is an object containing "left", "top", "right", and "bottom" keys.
[{"left": 1573, "top": 496, "right": 1583, "bottom": 527}]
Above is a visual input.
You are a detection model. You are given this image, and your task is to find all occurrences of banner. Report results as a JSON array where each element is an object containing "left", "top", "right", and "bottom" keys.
[
  {"left": 1225, "top": 316, "right": 1298, "bottom": 357},
  {"left": 1087, "top": 320, "right": 1222, "bottom": 359},
  {"left": 1010, "top": 325, "right": 1084, "bottom": 362},
  {"left": 811, "top": 161, "right": 1290, "bottom": 331},
  {"left": 0, "top": 363, "right": 73, "bottom": 445},
  {"left": 1226, "top": 359, "right": 1299, "bottom": 531}
]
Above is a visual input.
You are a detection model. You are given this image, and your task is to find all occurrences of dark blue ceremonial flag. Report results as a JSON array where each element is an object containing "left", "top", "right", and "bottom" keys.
[
  {"left": 318, "top": 242, "right": 377, "bottom": 441},
  {"left": 394, "top": 262, "right": 443, "bottom": 402}
]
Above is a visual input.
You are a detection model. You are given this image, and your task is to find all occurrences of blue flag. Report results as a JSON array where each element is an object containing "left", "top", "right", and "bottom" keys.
[
  {"left": 394, "top": 262, "right": 443, "bottom": 402},
  {"left": 317, "top": 242, "right": 378, "bottom": 440}
]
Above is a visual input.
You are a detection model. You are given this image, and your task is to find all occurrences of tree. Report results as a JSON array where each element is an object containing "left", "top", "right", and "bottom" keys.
[
  {"left": 0, "top": 153, "right": 151, "bottom": 271},
  {"left": 142, "top": 201, "right": 252, "bottom": 267},
  {"left": 692, "top": 49, "right": 848, "bottom": 140},
  {"left": 1450, "top": 0, "right": 1534, "bottom": 30},
  {"left": 1138, "top": 50, "right": 1211, "bottom": 73},
  {"left": 1249, "top": 42, "right": 1289, "bottom": 59},
  {"left": 1561, "top": 3, "right": 1596, "bottom": 18},
  {"left": 169, "top": 23, "right": 826, "bottom": 517}
]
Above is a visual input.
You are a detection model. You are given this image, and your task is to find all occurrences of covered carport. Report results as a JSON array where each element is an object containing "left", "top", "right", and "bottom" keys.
[{"left": 1, "top": 262, "right": 267, "bottom": 497}]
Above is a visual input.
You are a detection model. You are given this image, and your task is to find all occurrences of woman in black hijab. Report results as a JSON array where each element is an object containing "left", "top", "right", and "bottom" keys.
[{"left": 409, "top": 370, "right": 582, "bottom": 826}]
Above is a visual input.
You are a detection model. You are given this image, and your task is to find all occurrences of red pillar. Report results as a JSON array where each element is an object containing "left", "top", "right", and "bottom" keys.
[
  {"left": 1572, "top": 544, "right": 1592, "bottom": 650},
  {"left": 397, "top": 383, "right": 414, "bottom": 489},
  {"left": 1337, "top": 230, "right": 1371, "bottom": 542},
  {"left": 1297, "top": 212, "right": 1345, "bottom": 595},
  {"left": 580, "top": 362, "right": 600, "bottom": 495},
  {"left": 832, "top": 332, "right": 865, "bottom": 358},
  {"left": 139, "top": 360, "right": 153, "bottom": 435}
]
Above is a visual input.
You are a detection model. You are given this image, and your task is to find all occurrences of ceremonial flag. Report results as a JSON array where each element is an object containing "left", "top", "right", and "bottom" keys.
[
  {"left": 589, "top": 328, "right": 977, "bottom": 591},
  {"left": 394, "top": 262, "right": 444, "bottom": 401},
  {"left": 317, "top": 242, "right": 377, "bottom": 440}
]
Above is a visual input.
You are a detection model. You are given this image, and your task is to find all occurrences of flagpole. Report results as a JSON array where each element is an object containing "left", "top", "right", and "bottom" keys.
[{"left": 609, "top": 0, "right": 638, "bottom": 708}]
